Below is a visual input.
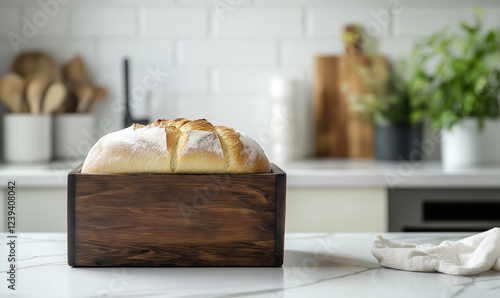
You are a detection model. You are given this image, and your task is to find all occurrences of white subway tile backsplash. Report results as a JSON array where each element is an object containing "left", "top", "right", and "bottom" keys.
[
  {"left": 397, "top": 8, "right": 473, "bottom": 36},
  {"left": 98, "top": 40, "right": 173, "bottom": 65},
  {"left": 165, "top": 69, "right": 208, "bottom": 92},
  {"left": 176, "top": 95, "right": 214, "bottom": 120},
  {"left": 71, "top": 8, "right": 135, "bottom": 36},
  {"left": 180, "top": 40, "right": 277, "bottom": 66},
  {"left": 24, "top": 7, "right": 69, "bottom": 36},
  {"left": 254, "top": 0, "right": 386, "bottom": 7},
  {"left": 211, "top": 94, "right": 269, "bottom": 139},
  {"left": 149, "top": 90, "right": 178, "bottom": 122},
  {"left": 215, "top": 69, "right": 303, "bottom": 94},
  {"left": 214, "top": 8, "right": 302, "bottom": 37},
  {"left": 282, "top": 40, "right": 342, "bottom": 66},
  {"left": 143, "top": 9, "right": 206, "bottom": 36},
  {"left": 0, "top": 8, "right": 20, "bottom": 43},
  {"left": 309, "top": 8, "right": 391, "bottom": 37},
  {"left": 89, "top": 65, "right": 123, "bottom": 133},
  {"left": 127, "top": 0, "right": 176, "bottom": 6},
  {"left": 378, "top": 37, "right": 417, "bottom": 60},
  {"left": 0, "top": 42, "right": 16, "bottom": 74}
]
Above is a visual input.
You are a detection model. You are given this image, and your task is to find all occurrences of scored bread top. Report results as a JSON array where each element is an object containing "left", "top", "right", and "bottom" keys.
[{"left": 81, "top": 118, "right": 271, "bottom": 174}]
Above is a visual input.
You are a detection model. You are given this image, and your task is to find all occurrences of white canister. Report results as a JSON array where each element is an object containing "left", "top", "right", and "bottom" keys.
[
  {"left": 441, "top": 118, "right": 500, "bottom": 170},
  {"left": 54, "top": 114, "right": 96, "bottom": 160},
  {"left": 269, "top": 75, "right": 300, "bottom": 163},
  {"left": 4, "top": 114, "right": 52, "bottom": 163}
]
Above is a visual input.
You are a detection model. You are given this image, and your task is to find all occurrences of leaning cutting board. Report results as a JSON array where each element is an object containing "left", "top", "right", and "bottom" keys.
[
  {"left": 67, "top": 164, "right": 286, "bottom": 267},
  {"left": 314, "top": 26, "right": 387, "bottom": 158},
  {"left": 314, "top": 56, "right": 348, "bottom": 157}
]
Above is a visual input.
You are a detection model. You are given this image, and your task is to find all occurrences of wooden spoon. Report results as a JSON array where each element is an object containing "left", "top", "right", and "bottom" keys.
[
  {"left": 75, "top": 83, "right": 94, "bottom": 113},
  {"left": 25, "top": 75, "right": 51, "bottom": 114},
  {"left": 54, "top": 92, "right": 78, "bottom": 114},
  {"left": 85, "top": 86, "right": 107, "bottom": 113},
  {"left": 11, "top": 52, "right": 62, "bottom": 82},
  {"left": 64, "top": 55, "right": 88, "bottom": 83},
  {"left": 42, "top": 82, "right": 67, "bottom": 114},
  {"left": 0, "top": 73, "right": 25, "bottom": 113}
]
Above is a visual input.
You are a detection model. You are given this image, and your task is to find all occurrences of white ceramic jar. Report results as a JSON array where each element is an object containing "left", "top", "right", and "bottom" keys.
[
  {"left": 54, "top": 113, "right": 95, "bottom": 160},
  {"left": 441, "top": 118, "right": 500, "bottom": 170},
  {"left": 4, "top": 114, "right": 52, "bottom": 163}
]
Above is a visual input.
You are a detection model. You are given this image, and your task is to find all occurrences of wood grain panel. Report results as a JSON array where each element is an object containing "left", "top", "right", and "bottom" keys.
[
  {"left": 68, "top": 164, "right": 286, "bottom": 267},
  {"left": 314, "top": 56, "right": 348, "bottom": 157}
]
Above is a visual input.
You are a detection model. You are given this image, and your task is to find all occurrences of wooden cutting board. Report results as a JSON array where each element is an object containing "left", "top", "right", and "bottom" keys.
[
  {"left": 314, "top": 27, "right": 387, "bottom": 158},
  {"left": 314, "top": 56, "right": 348, "bottom": 157}
]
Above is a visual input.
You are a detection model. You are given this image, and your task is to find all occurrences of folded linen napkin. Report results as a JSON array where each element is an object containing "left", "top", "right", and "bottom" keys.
[{"left": 371, "top": 228, "right": 500, "bottom": 276}]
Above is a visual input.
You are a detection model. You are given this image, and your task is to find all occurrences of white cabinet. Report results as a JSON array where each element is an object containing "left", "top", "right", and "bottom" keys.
[
  {"left": 285, "top": 187, "right": 387, "bottom": 233},
  {"left": 1, "top": 188, "right": 67, "bottom": 233}
]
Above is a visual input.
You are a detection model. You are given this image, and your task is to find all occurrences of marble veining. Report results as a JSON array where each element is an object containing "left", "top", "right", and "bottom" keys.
[{"left": 1, "top": 233, "right": 500, "bottom": 297}]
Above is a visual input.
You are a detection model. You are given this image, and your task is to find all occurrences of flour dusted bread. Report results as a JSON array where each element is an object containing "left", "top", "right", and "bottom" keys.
[{"left": 81, "top": 118, "right": 271, "bottom": 174}]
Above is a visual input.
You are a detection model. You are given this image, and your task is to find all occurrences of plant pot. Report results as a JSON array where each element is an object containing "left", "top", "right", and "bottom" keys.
[
  {"left": 374, "top": 123, "right": 422, "bottom": 161},
  {"left": 3, "top": 114, "right": 52, "bottom": 163},
  {"left": 441, "top": 118, "right": 500, "bottom": 170},
  {"left": 54, "top": 113, "right": 96, "bottom": 160}
]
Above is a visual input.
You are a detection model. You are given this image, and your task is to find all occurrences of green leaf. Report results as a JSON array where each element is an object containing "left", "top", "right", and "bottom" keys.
[
  {"left": 473, "top": 5, "right": 484, "bottom": 21},
  {"left": 404, "top": 5, "right": 500, "bottom": 131}
]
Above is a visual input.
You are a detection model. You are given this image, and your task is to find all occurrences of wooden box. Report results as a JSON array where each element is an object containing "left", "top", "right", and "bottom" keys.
[{"left": 67, "top": 164, "right": 286, "bottom": 267}]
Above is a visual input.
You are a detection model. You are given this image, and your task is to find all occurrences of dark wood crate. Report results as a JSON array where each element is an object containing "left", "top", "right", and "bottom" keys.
[{"left": 67, "top": 164, "right": 286, "bottom": 267}]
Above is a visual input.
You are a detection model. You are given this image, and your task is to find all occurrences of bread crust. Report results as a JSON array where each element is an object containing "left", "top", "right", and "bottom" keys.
[{"left": 81, "top": 118, "right": 271, "bottom": 174}]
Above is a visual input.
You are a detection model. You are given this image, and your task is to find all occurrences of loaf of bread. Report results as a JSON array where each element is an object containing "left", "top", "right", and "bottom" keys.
[{"left": 81, "top": 118, "right": 271, "bottom": 174}]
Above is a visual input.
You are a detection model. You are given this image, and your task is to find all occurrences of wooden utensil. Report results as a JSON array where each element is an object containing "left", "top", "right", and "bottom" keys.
[
  {"left": 55, "top": 92, "right": 78, "bottom": 114},
  {"left": 85, "top": 87, "right": 107, "bottom": 113},
  {"left": 25, "top": 75, "right": 51, "bottom": 114},
  {"left": 64, "top": 55, "right": 88, "bottom": 83},
  {"left": 11, "top": 52, "right": 62, "bottom": 82},
  {"left": 42, "top": 82, "right": 67, "bottom": 114},
  {"left": 0, "top": 73, "right": 25, "bottom": 113},
  {"left": 75, "top": 83, "right": 94, "bottom": 113}
]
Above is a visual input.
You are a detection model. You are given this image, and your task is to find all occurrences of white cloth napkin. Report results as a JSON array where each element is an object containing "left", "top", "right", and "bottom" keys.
[{"left": 371, "top": 228, "right": 500, "bottom": 276}]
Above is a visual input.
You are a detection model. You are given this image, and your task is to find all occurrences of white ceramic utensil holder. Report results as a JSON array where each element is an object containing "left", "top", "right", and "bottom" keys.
[
  {"left": 4, "top": 114, "right": 52, "bottom": 163},
  {"left": 54, "top": 113, "right": 95, "bottom": 160}
]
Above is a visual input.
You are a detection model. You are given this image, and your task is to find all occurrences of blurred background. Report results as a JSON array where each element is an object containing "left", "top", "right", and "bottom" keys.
[{"left": 1, "top": 0, "right": 500, "bottom": 234}]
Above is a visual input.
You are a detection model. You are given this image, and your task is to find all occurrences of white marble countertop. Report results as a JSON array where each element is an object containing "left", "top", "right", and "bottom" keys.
[
  {"left": 281, "top": 159, "right": 500, "bottom": 188},
  {"left": 2, "top": 159, "right": 500, "bottom": 188},
  {"left": 1, "top": 232, "right": 499, "bottom": 297}
]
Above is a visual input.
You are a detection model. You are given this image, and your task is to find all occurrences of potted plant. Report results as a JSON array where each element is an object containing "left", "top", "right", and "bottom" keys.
[
  {"left": 406, "top": 6, "right": 500, "bottom": 169},
  {"left": 345, "top": 59, "right": 422, "bottom": 161}
]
